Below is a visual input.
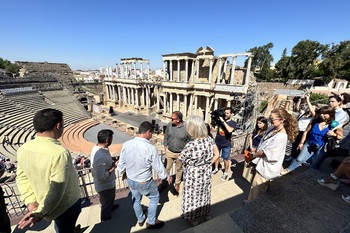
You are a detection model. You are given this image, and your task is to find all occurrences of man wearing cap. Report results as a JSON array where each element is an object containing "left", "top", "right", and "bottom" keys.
[{"left": 16, "top": 108, "right": 81, "bottom": 233}]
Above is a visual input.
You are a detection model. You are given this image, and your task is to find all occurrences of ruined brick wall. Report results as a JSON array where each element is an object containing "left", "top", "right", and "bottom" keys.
[{"left": 257, "top": 82, "right": 304, "bottom": 91}]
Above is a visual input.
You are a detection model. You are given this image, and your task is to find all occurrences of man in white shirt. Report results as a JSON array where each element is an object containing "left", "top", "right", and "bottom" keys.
[{"left": 117, "top": 121, "right": 171, "bottom": 229}]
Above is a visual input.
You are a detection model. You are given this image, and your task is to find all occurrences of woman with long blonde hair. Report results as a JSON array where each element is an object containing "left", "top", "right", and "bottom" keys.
[{"left": 244, "top": 108, "right": 298, "bottom": 203}]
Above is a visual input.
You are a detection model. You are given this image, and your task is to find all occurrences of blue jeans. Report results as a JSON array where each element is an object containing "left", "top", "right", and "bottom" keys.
[
  {"left": 217, "top": 145, "right": 231, "bottom": 160},
  {"left": 54, "top": 199, "right": 81, "bottom": 233},
  {"left": 287, "top": 142, "right": 326, "bottom": 171},
  {"left": 127, "top": 178, "right": 159, "bottom": 225}
]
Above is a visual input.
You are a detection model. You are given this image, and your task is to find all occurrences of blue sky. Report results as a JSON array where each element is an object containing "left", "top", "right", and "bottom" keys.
[{"left": 1, "top": 0, "right": 349, "bottom": 70}]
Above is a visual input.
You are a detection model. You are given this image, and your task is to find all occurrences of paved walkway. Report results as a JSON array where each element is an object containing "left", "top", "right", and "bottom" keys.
[{"left": 11, "top": 162, "right": 251, "bottom": 233}]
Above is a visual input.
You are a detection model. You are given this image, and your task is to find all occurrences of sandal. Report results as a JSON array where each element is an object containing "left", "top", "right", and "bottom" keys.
[{"left": 317, "top": 178, "right": 339, "bottom": 191}]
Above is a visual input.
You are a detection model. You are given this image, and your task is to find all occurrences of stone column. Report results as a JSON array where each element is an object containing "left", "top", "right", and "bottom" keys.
[
  {"left": 127, "top": 88, "right": 131, "bottom": 104},
  {"left": 214, "top": 98, "right": 218, "bottom": 110},
  {"left": 147, "top": 62, "right": 150, "bottom": 80},
  {"left": 134, "top": 62, "right": 137, "bottom": 79},
  {"left": 185, "top": 59, "right": 189, "bottom": 82},
  {"left": 146, "top": 87, "right": 150, "bottom": 107},
  {"left": 205, "top": 96, "right": 210, "bottom": 122},
  {"left": 177, "top": 59, "right": 180, "bottom": 81},
  {"left": 142, "top": 88, "right": 146, "bottom": 106},
  {"left": 183, "top": 94, "right": 188, "bottom": 118},
  {"left": 209, "top": 58, "right": 213, "bottom": 83},
  {"left": 163, "top": 61, "right": 167, "bottom": 81},
  {"left": 136, "top": 88, "right": 139, "bottom": 107},
  {"left": 194, "top": 95, "right": 198, "bottom": 113},
  {"left": 170, "top": 61, "right": 173, "bottom": 81},
  {"left": 123, "top": 87, "right": 127, "bottom": 103},
  {"left": 230, "top": 56, "right": 237, "bottom": 84},
  {"left": 196, "top": 59, "right": 200, "bottom": 82},
  {"left": 217, "top": 58, "right": 222, "bottom": 84},
  {"left": 191, "top": 60, "right": 194, "bottom": 81},
  {"left": 131, "top": 88, "right": 134, "bottom": 105},
  {"left": 245, "top": 56, "right": 252, "bottom": 85},
  {"left": 223, "top": 58, "right": 228, "bottom": 83},
  {"left": 189, "top": 94, "right": 193, "bottom": 115},
  {"left": 140, "top": 63, "right": 143, "bottom": 79},
  {"left": 169, "top": 93, "right": 173, "bottom": 114},
  {"left": 117, "top": 86, "right": 121, "bottom": 105},
  {"left": 177, "top": 93, "right": 180, "bottom": 111},
  {"left": 156, "top": 86, "right": 160, "bottom": 112},
  {"left": 112, "top": 85, "right": 116, "bottom": 101},
  {"left": 164, "top": 92, "right": 167, "bottom": 115}
]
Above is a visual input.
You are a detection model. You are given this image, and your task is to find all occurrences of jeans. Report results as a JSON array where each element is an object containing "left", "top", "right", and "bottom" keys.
[
  {"left": 54, "top": 199, "right": 81, "bottom": 233},
  {"left": 217, "top": 145, "right": 231, "bottom": 160},
  {"left": 287, "top": 142, "right": 326, "bottom": 171},
  {"left": 127, "top": 178, "right": 159, "bottom": 225},
  {"left": 98, "top": 187, "right": 116, "bottom": 221}
]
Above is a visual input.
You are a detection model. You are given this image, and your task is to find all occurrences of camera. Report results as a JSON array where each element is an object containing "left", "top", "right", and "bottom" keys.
[{"left": 211, "top": 108, "right": 226, "bottom": 125}]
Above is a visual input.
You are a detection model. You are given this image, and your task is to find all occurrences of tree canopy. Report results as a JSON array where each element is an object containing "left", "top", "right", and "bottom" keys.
[{"left": 0, "top": 58, "right": 20, "bottom": 75}]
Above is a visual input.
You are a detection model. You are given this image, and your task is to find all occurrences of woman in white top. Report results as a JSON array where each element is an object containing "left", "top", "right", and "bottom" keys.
[{"left": 244, "top": 109, "right": 298, "bottom": 202}]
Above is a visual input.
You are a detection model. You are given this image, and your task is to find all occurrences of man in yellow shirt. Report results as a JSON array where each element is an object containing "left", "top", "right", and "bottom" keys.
[{"left": 16, "top": 109, "right": 81, "bottom": 233}]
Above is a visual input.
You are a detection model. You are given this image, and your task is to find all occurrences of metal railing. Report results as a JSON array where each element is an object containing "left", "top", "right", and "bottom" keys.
[{"left": 3, "top": 133, "right": 249, "bottom": 220}]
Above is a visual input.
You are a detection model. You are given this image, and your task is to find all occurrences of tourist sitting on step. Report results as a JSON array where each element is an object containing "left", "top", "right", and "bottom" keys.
[
  {"left": 281, "top": 106, "right": 343, "bottom": 175},
  {"left": 244, "top": 109, "right": 298, "bottom": 203},
  {"left": 317, "top": 156, "right": 350, "bottom": 205}
]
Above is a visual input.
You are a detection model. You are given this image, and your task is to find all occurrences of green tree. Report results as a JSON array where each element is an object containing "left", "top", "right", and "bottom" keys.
[
  {"left": 291, "top": 40, "right": 328, "bottom": 79},
  {"left": 319, "top": 40, "right": 350, "bottom": 82},
  {"left": 275, "top": 48, "right": 294, "bottom": 82},
  {"left": 0, "top": 57, "right": 20, "bottom": 75},
  {"left": 245, "top": 42, "right": 274, "bottom": 80}
]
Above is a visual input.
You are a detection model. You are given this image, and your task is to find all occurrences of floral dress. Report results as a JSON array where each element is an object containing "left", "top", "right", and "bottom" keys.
[{"left": 179, "top": 136, "right": 214, "bottom": 220}]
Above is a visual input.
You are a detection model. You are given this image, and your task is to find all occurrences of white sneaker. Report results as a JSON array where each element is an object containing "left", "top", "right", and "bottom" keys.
[
  {"left": 342, "top": 195, "right": 350, "bottom": 205},
  {"left": 221, "top": 173, "right": 228, "bottom": 181},
  {"left": 212, "top": 168, "right": 219, "bottom": 174}
]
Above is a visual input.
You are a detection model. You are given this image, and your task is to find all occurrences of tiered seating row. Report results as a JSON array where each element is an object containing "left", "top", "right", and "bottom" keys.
[{"left": 59, "top": 119, "right": 99, "bottom": 155}]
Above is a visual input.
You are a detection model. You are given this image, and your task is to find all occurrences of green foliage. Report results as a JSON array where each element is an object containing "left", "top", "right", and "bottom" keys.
[
  {"left": 291, "top": 40, "right": 328, "bottom": 79},
  {"left": 319, "top": 40, "right": 350, "bottom": 82},
  {"left": 0, "top": 57, "right": 20, "bottom": 75},
  {"left": 309, "top": 93, "right": 328, "bottom": 104},
  {"left": 246, "top": 42, "right": 274, "bottom": 80},
  {"left": 259, "top": 100, "right": 268, "bottom": 112}
]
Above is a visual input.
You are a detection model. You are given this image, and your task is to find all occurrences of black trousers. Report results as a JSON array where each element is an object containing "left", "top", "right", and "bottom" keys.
[
  {"left": 0, "top": 186, "right": 11, "bottom": 233},
  {"left": 98, "top": 187, "right": 116, "bottom": 221}
]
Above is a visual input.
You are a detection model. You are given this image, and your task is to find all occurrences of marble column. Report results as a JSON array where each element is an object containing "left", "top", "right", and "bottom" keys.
[
  {"left": 177, "top": 60, "right": 180, "bottom": 81},
  {"left": 230, "top": 56, "right": 237, "bottom": 84},
  {"left": 209, "top": 59, "right": 213, "bottom": 83},
  {"left": 245, "top": 56, "right": 252, "bottom": 85},
  {"left": 177, "top": 93, "right": 180, "bottom": 111},
  {"left": 136, "top": 89, "right": 139, "bottom": 107},
  {"left": 196, "top": 59, "right": 200, "bottom": 82},
  {"left": 183, "top": 94, "right": 188, "bottom": 118},
  {"left": 185, "top": 59, "right": 188, "bottom": 82},
  {"left": 205, "top": 96, "right": 210, "bottom": 122},
  {"left": 131, "top": 88, "right": 134, "bottom": 105},
  {"left": 169, "top": 93, "right": 173, "bottom": 114},
  {"left": 217, "top": 58, "right": 222, "bottom": 84},
  {"left": 170, "top": 61, "right": 173, "bottom": 81},
  {"left": 156, "top": 86, "right": 160, "bottom": 112},
  {"left": 163, "top": 61, "right": 167, "bottom": 81},
  {"left": 163, "top": 92, "right": 167, "bottom": 115}
]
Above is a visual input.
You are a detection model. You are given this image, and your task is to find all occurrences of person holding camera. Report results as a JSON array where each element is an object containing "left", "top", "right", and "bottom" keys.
[
  {"left": 90, "top": 129, "right": 119, "bottom": 222},
  {"left": 281, "top": 106, "right": 343, "bottom": 175},
  {"left": 212, "top": 107, "right": 237, "bottom": 181}
]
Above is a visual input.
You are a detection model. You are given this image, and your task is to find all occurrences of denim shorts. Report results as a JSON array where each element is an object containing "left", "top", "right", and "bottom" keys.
[{"left": 217, "top": 145, "right": 231, "bottom": 160}]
